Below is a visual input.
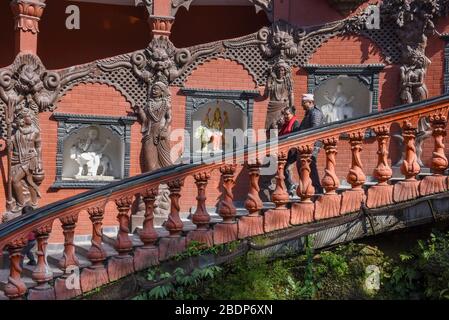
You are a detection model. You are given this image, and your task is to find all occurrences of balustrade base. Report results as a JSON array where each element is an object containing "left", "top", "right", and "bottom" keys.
[
  {"left": 107, "top": 255, "right": 135, "bottom": 282},
  {"left": 54, "top": 276, "right": 82, "bottom": 300},
  {"left": 27, "top": 284, "right": 55, "bottom": 300},
  {"left": 291, "top": 202, "right": 315, "bottom": 225},
  {"left": 80, "top": 266, "right": 109, "bottom": 293},
  {"left": 263, "top": 208, "right": 291, "bottom": 233},
  {"left": 237, "top": 215, "right": 264, "bottom": 239},
  {"left": 340, "top": 189, "right": 366, "bottom": 215},
  {"left": 315, "top": 194, "right": 341, "bottom": 220},
  {"left": 159, "top": 236, "right": 186, "bottom": 261},
  {"left": 133, "top": 246, "right": 159, "bottom": 271},
  {"left": 366, "top": 184, "right": 394, "bottom": 208},
  {"left": 187, "top": 229, "right": 214, "bottom": 247},
  {"left": 393, "top": 179, "right": 420, "bottom": 203},
  {"left": 213, "top": 222, "right": 238, "bottom": 245},
  {"left": 420, "top": 175, "right": 448, "bottom": 196}
]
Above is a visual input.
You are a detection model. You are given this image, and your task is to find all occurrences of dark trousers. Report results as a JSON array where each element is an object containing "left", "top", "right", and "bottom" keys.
[
  {"left": 20, "top": 239, "right": 36, "bottom": 267},
  {"left": 284, "top": 149, "right": 323, "bottom": 195}
]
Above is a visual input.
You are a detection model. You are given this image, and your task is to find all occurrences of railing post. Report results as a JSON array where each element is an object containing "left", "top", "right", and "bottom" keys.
[
  {"left": 134, "top": 188, "right": 160, "bottom": 271},
  {"left": 393, "top": 120, "right": 421, "bottom": 202},
  {"left": 238, "top": 161, "right": 264, "bottom": 238},
  {"left": 80, "top": 207, "right": 109, "bottom": 293},
  {"left": 291, "top": 145, "right": 315, "bottom": 224},
  {"left": 187, "top": 172, "right": 214, "bottom": 247},
  {"left": 315, "top": 137, "right": 341, "bottom": 220},
  {"left": 214, "top": 165, "right": 238, "bottom": 244},
  {"left": 367, "top": 125, "right": 394, "bottom": 208},
  {"left": 55, "top": 212, "right": 82, "bottom": 300},
  {"left": 340, "top": 131, "right": 366, "bottom": 214},
  {"left": 420, "top": 110, "right": 449, "bottom": 195},
  {"left": 108, "top": 196, "right": 135, "bottom": 281},
  {"left": 159, "top": 179, "right": 186, "bottom": 260},
  {"left": 28, "top": 223, "right": 55, "bottom": 300},
  {"left": 4, "top": 236, "right": 28, "bottom": 300},
  {"left": 264, "top": 151, "right": 291, "bottom": 232}
]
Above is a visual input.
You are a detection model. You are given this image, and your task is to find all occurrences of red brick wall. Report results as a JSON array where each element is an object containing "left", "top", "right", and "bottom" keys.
[
  {"left": 0, "top": 83, "right": 140, "bottom": 242},
  {"left": 38, "top": 0, "right": 150, "bottom": 69},
  {"left": 179, "top": 58, "right": 259, "bottom": 211}
]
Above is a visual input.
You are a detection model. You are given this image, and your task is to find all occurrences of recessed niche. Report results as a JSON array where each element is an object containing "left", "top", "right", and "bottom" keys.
[{"left": 51, "top": 113, "right": 136, "bottom": 189}]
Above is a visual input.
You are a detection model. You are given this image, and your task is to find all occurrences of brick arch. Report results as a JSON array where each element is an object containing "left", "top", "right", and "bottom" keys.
[
  {"left": 184, "top": 57, "right": 258, "bottom": 90},
  {"left": 309, "top": 34, "right": 387, "bottom": 65},
  {"left": 56, "top": 83, "right": 133, "bottom": 116}
]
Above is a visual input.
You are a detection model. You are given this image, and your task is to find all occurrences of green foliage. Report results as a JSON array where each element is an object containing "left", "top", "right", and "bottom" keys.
[
  {"left": 138, "top": 265, "right": 222, "bottom": 300},
  {"left": 133, "top": 229, "right": 449, "bottom": 300}
]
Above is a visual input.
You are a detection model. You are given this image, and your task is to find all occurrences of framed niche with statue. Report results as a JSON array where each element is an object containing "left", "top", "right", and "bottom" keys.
[{"left": 51, "top": 113, "right": 136, "bottom": 189}]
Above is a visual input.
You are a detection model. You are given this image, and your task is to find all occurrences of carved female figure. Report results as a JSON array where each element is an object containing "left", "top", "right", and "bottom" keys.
[
  {"left": 204, "top": 107, "right": 224, "bottom": 151},
  {"left": 136, "top": 81, "right": 173, "bottom": 172},
  {"left": 265, "top": 59, "right": 294, "bottom": 131}
]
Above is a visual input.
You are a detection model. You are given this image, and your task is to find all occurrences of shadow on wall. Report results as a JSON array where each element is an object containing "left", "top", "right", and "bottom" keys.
[
  {"left": 0, "top": 0, "right": 15, "bottom": 67},
  {"left": 38, "top": 0, "right": 150, "bottom": 69},
  {"left": 170, "top": 5, "right": 270, "bottom": 48}
]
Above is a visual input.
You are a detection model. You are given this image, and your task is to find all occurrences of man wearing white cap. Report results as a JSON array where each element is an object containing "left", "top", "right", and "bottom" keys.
[{"left": 285, "top": 93, "right": 324, "bottom": 195}]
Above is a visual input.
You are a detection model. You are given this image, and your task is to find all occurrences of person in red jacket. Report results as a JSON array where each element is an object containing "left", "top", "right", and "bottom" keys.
[{"left": 279, "top": 107, "right": 301, "bottom": 195}]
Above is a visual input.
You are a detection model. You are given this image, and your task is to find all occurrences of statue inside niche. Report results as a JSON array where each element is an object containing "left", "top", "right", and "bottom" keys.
[
  {"left": 320, "top": 83, "right": 355, "bottom": 123},
  {"left": 265, "top": 59, "right": 294, "bottom": 132},
  {"left": 195, "top": 106, "right": 225, "bottom": 153},
  {"left": 70, "top": 126, "right": 113, "bottom": 178}
]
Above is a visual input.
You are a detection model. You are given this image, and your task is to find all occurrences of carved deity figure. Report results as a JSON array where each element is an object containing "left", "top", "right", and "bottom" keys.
[
  {"left": 400, "top": 49, "right": 430, "bottom": 104},
  {"left": 136, "top": 81, "right": 173, "bottom": 172},
  {"left": 195, "top": 107, "right": 227, "bottom": 153},
  {"left": 382, "top": 0, "right": 438, "bottom": 104},
  {"left": 70, "top": 126, "right": 112, "bottom": 177},
  {"left": 9, "top": 108, "right": 44, "bottom": 213},
  {"left": 265, "top": 60, "right": 294, "bottom": 131},
  {"left": 321, "top": 83, "right": 355, "bottom": 123}
]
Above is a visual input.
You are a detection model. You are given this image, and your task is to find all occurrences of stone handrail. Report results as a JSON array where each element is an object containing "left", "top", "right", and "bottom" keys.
[{"left": 1, "top": 93, "right": 449, "bottom": 299}]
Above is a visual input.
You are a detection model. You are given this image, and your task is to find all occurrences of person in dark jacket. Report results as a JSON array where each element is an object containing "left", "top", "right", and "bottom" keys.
[
  {"left": 298, "top": 93, "right": 324, "bottom": 194},
  {"left": 21, "top": 206, "right": 37, "bottom": 267},
  {"left": 279, "top": 106, "right": 301, "bottom": 194}
]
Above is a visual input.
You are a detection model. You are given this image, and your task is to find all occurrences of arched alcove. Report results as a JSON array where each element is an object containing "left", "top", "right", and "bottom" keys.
[
  {"left": 38, "top": 0, "right": 150, "bottom": 69},
  {"left": 171, "top": 0, "right": 270, "bottom": 48},
  {"left": 62, "top": 124, "right": 124, "bottom": 180},
  {"left": 314, "top": 76, "right": 371, "bottom": 124}
]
